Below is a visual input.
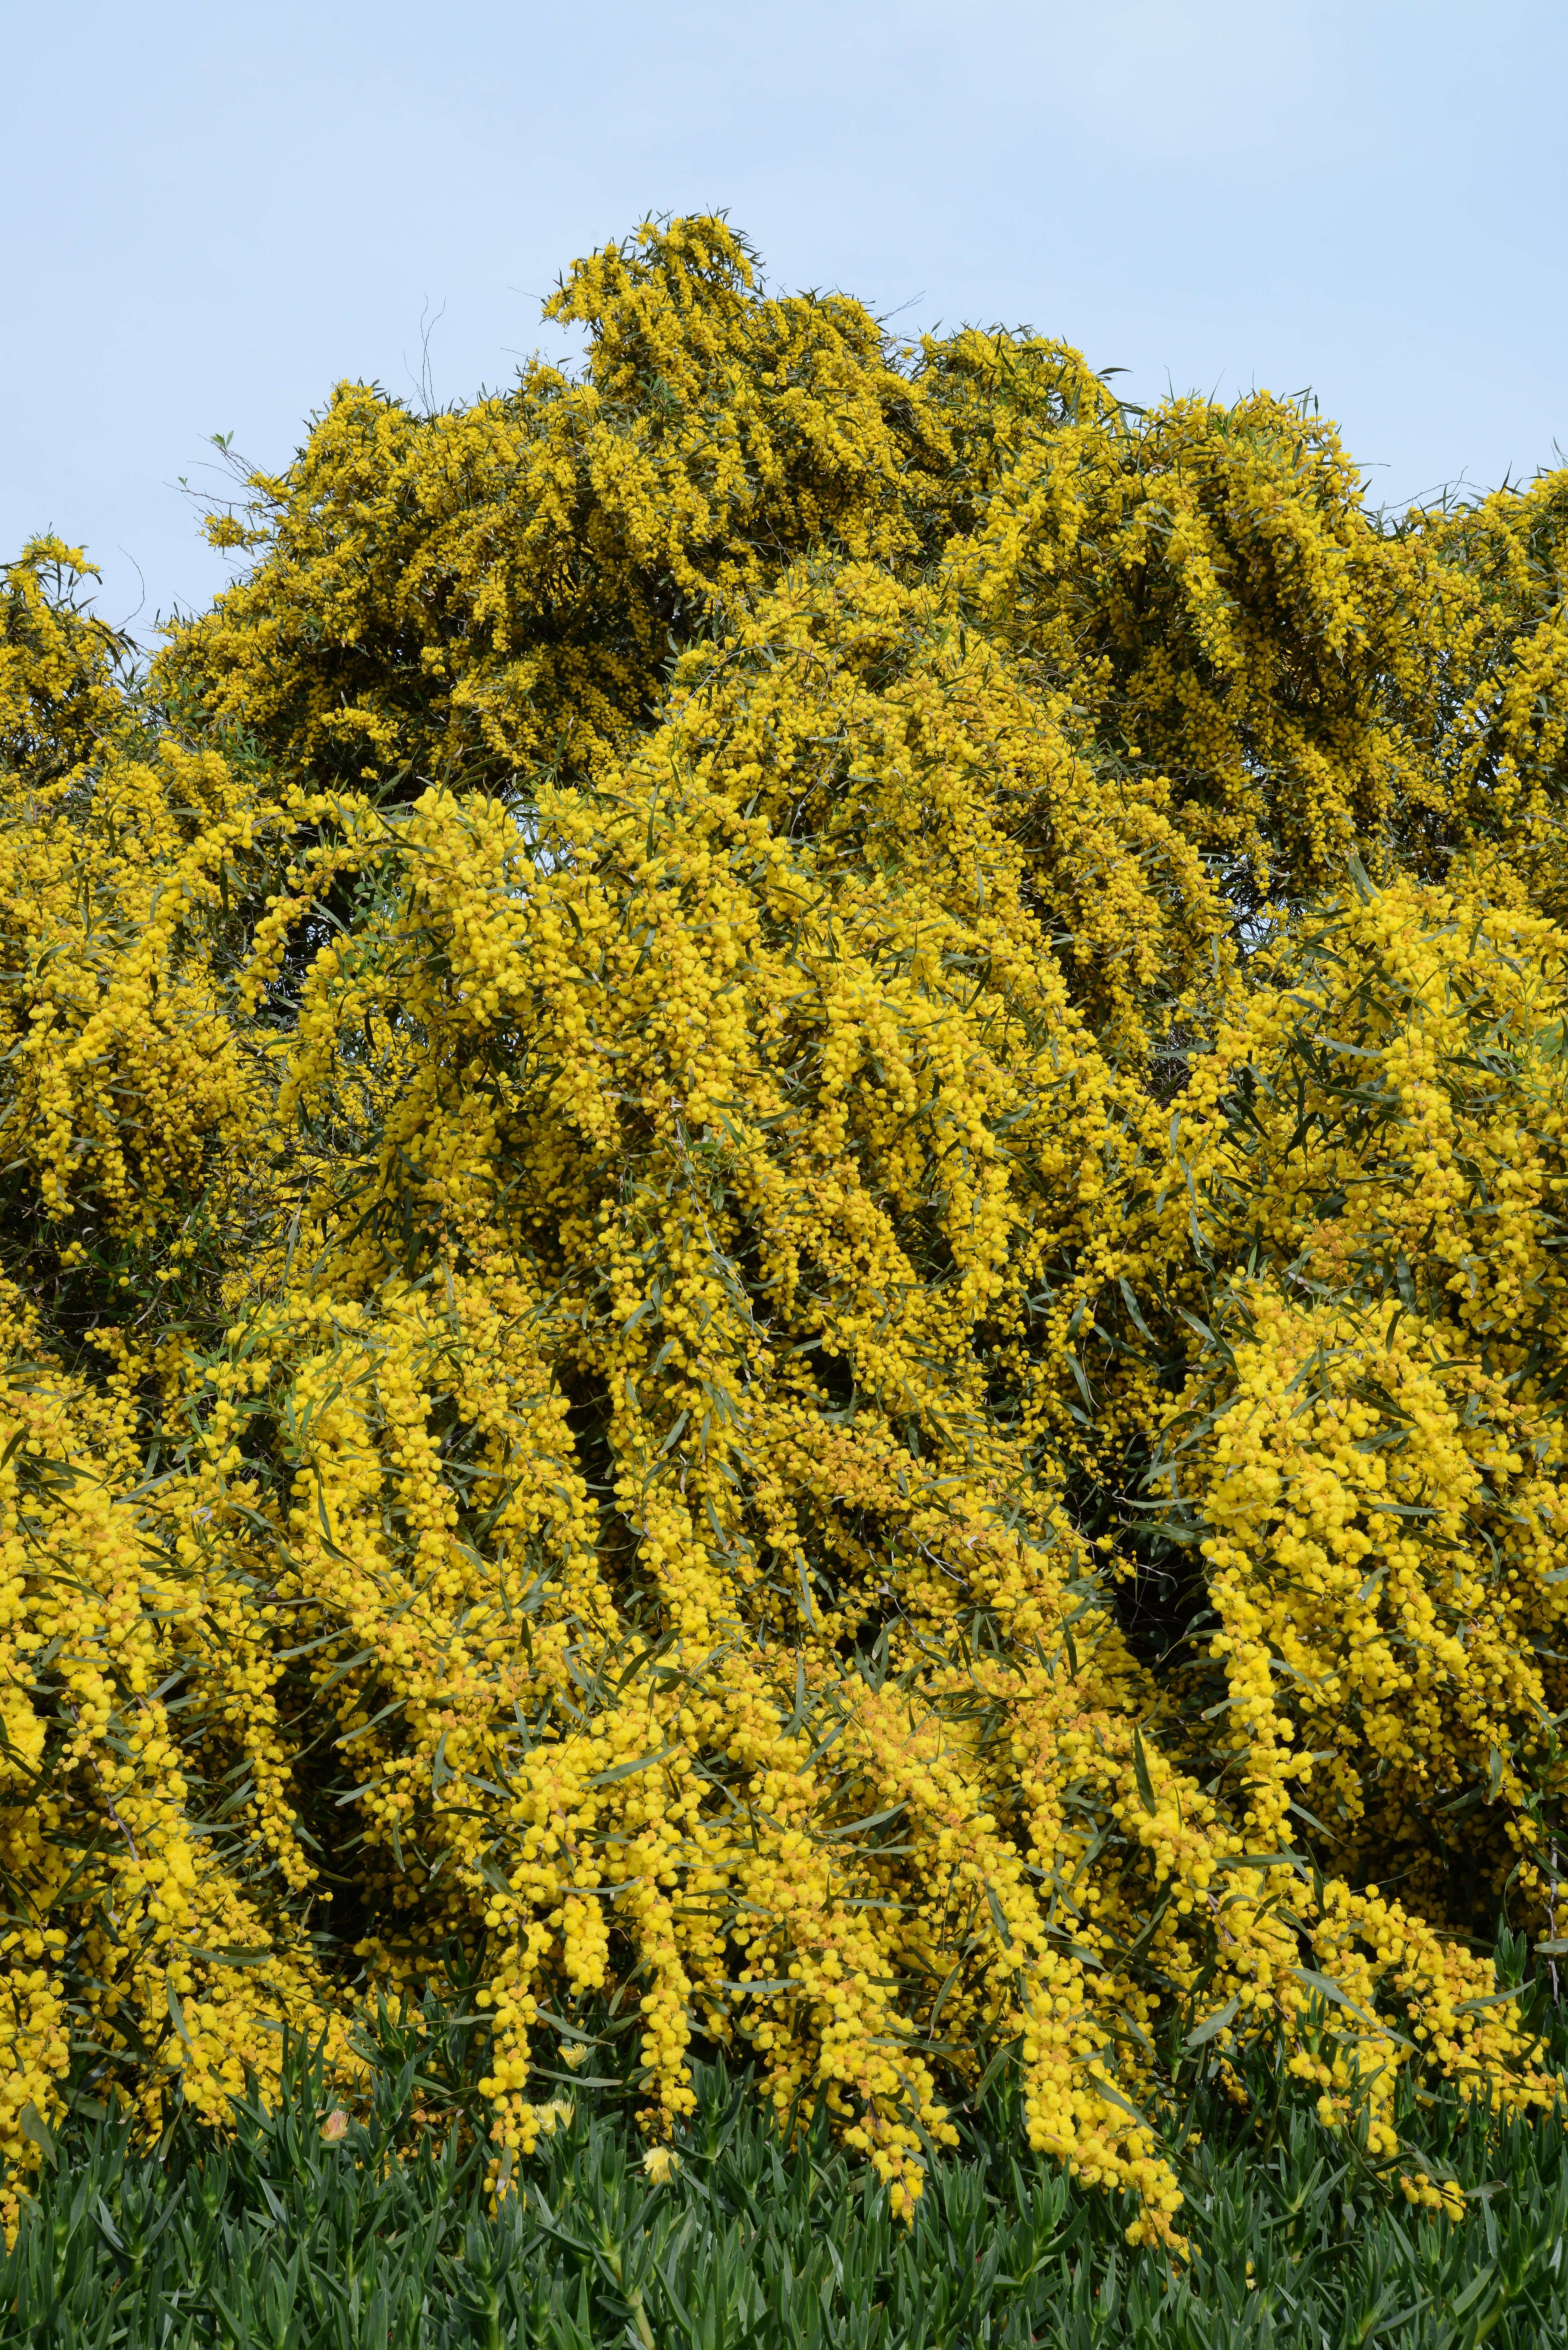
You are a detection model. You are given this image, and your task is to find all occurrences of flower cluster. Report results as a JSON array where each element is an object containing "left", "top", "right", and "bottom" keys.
[{"left": 1, "top": 219, "right": 1565, "bottom": 2246}]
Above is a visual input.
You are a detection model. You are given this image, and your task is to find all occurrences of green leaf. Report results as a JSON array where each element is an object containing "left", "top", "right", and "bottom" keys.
[
  {"left": 1184, "top": 1993, "right": 1241, "bottom": 2051},
  {"left": 585, "top": 1744, "right": 675, "bottom": 1788},
  {"left": 1131, "top": 1725, "right": 1157, "bottom": 1813},
  {"left": 985, "top": 1884, "right": 1015, "bottom": 1951},
  {"left": 1290, "top": 1965, "right": 1379, "bottom": 2027}
]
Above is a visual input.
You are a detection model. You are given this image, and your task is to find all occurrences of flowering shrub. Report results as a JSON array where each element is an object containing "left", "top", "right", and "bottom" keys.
[{"left": 2, "top": 218, "right": 1567, "bottom": 2244}]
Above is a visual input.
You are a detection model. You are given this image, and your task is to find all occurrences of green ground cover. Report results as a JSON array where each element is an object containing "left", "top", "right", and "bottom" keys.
[{"left": 5, "top": 2009, "right": 1565, "bottom": 2348}]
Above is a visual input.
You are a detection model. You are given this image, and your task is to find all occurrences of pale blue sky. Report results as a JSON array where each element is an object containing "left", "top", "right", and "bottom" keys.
[{"left": 5, "top": 1, "right": 1564, "bottom": 640}]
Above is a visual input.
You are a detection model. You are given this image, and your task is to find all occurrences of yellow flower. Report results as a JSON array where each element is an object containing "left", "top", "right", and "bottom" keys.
[{"left": 0, "top": 214, "right": 1559, "bottom": 2248}]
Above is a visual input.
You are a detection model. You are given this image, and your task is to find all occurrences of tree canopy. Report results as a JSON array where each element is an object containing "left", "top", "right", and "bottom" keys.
[{"left": 3, "top": 216, "right": 1568, "bottom": 2239}]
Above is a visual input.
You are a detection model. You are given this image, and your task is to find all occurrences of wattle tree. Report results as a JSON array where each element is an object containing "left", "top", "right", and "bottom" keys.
[{"left": 2, "top": 216, "right": 1566, "bottom": 2238}]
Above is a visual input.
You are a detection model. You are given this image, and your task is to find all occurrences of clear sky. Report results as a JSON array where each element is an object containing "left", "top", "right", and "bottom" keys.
[{"left": 5, "top": 0, "right": 1564, "bottom": 641}]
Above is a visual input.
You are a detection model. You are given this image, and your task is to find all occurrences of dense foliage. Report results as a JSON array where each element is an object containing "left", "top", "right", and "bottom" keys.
[
  {"left": 7, "top": 2030, "right": 1568, "bottom": 2349},
  {"left": 3, "top": 216, "right": 1568, "bottom": 2244}
]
